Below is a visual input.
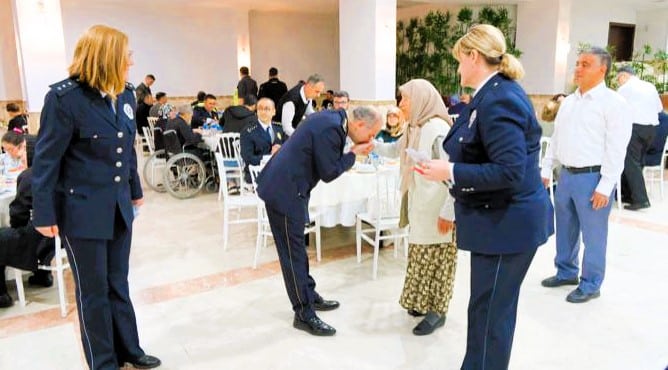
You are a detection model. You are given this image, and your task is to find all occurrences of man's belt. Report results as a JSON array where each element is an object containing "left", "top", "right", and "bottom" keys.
[{"left": 563, "top": 165, "right": 601, "bottom": 174}]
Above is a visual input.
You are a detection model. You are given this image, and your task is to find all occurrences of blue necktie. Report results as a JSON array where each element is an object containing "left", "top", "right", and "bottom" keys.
[{"left": 266, "top": 126, "right": 272, "bottom": 142}]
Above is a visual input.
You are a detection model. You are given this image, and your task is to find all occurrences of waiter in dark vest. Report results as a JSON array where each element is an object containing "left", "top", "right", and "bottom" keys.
[
  {"left": 257, "top": 107, "right": 381, "bottom": 336},
  {"left": 275, "top": 74, "right": 324, "bottom": 137}
]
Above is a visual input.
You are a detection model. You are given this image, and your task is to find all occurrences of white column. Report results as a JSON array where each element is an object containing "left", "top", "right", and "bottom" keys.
[
  {"left": 339, "top": 0, "right": 396, "bottom": 102},
  {"left": 11, "top": 0, "right": 68, "bottom": 112},
  {"left": 516, "top": 0, "right": 572, "bottom": 94}
]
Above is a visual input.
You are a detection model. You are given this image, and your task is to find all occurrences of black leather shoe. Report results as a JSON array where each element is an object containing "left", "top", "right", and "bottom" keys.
[
  {"left": 314, "top": 299, "right": 340, "bottom": 311},
  {"left": 412, "top": 312, "right": 445, "bottom": 336},
  {"left": 624, "top": 202, "right": 650, "bottom": 211},
  {"left": 541, "top": 275, "right": 579, "bottom": 288},
  {"left": 293, "top": 316, "right": 336, "bottom": 336},
  {"left": 124, "top": 354, "right": 161, "bottom": 369},
  {"left": 566, "top": 288, "right": 600, "bottom": 303},
  {"left": 0, "top": 293, "right": 13, "bottom": 308},
  {"left": 407, "top": 309, "right": 426, "bottom": 317},
  {"left": 28, "top": 272, "right": 53, "bottom": 288}
]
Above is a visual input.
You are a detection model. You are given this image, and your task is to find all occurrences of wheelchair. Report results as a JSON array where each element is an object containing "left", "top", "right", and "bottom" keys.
[
  {"left": 160, "top": 129, "right": 217, "bottom": 199},
  {"left": 143, "top": 125, "right": 167, "bottom": 193}
]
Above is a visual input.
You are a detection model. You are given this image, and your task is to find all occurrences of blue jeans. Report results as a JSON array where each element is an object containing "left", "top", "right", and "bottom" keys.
[{"left": 554, "top": 170, "right": 613, "bottom": 294}]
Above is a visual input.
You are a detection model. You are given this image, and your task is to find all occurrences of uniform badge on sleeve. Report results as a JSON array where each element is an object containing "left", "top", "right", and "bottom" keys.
[
  {"left": 124, "top": 103, "right": 134, "bottom": 119},
  {"left": 468, "top": 110, "right": 477, "bottom": 128}
]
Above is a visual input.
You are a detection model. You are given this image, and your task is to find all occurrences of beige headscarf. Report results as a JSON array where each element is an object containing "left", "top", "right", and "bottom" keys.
[{"left": 398, "top": 79, "right": 453, "bottom": 195}]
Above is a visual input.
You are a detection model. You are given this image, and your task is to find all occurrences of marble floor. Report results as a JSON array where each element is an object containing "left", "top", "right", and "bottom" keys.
[{"left": 1, "top": 167, "right": 668, "bottom": 370}]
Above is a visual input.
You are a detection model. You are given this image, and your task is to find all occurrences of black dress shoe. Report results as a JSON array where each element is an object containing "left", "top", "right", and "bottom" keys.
[
  {"left": 566, "top": 288, "right": 600, "bottom": 303},
  {"left": 293, "top": 316, "right": 336, "bottom": 336},
  {"left": 541, "top": 275, "right": 579, "bottom": 288},
  {"left": 314, "top": 299, "right": 340, "bottom": 311},
  {"left": 412, "top": 312, "right": 445, "bottom": 336},
  {"left": 407, "top": 309, "right": 426, "bottom": 317},
  {"left": 624, "top": 202, "right": 650, "bottom": 211},
  {"left": 123, "top": 354, "right": 161, "bottom": 369},
  {"left": 0, "top": 293, "right": 13, "bottom": 308},
  {"left": 28, "top": 272, "right": 53, "bottom": 288}
]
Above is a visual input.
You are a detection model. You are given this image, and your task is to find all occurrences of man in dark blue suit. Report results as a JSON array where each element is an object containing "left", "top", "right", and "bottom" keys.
[
  {"left": 257, "top": 107, "right": 380, "bottom": 336},
  {"left": 240, "top": 98, "right": 287, "bottom": 183},
  {"left": 32, "top": 25, "right": 160, "bottom": 370},
  {"left": 418, "top": 25, "right": 553, "bottom": 370},
  {"left": 645, "top": 111, "right": 668, "bottom": 167}
]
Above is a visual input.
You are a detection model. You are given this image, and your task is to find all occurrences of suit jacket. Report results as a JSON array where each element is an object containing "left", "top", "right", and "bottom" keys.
[
  {"left": 135, "top": 82, "right": 151, "bottom": 103},
  {"left": 444, "top": 73, "right": 553, "bottom": 254},
  {"left": 258, "top": 77, "right": 288, "bottom": 105},
  {"left": 257, "top": 110, "right": 355, "bottom": 223},
  {"left": 191, "top": 107, "right": 219, "bottom": 129},
  {"left": 645, "top": 112, "right": 668, "bottom": 166},
  {"left": 166, "top": 116, "right": 202, "bottom": 147},
  {"left": 240, "top": 121, "right": 286, "bottom": 183},
  {"left": 32, "top": 78, "right": 143, "bottom": 240}
]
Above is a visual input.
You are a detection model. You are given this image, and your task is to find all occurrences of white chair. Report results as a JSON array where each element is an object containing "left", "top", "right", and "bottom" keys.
[
  {"left": 214, "top": 151, "right": 258, "bottom": 251},
  {"left": 216, "top": 133, "right": 243, "bottom": 200},
  {"left": 147, "top": 116, "right": 157, "bottom": 133},
  {"left": 643, "top": 140, "right": 668, "bottom": 200},
  {"left": 13, "top": 236, "right": 70, "bottom": 317},
  {"left": 355, "top": 169, "right": 409, "bottom": 279},
  {"left": 142, "top": 126, "right": 155, "bottom": 155},
  {"left": 248, "top": 165, "right": 321, "bottom": 269},
  {"left": 539, "top": 136, "right": 554, "bottom": 204}
]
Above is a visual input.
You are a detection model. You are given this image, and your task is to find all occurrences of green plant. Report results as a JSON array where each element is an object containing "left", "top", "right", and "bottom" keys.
[{"left": 653, "top": 49, "right": 667, "bottom": 93}]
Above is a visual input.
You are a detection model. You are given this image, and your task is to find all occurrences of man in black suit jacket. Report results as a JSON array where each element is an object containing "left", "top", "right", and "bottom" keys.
[
  {"left": 240, "top": 98, "right": 286, "bottom": 183},
  {"left": 257, "top": 107, "right": 381, "bottom": 336},
  {"left": 257, "top": 67, "right": 288, "bottom": 106}
]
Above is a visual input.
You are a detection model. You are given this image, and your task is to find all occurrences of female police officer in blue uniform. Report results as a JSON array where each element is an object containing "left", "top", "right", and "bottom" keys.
[
  {"left": 32, "top": 25, "right": 160, "bottom": 370},
  {"left": 418, "top": 25, "right": 553, "bottom": 370}
]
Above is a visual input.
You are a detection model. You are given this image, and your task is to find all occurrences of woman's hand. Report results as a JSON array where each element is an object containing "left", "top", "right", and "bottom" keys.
[
  {"left": 36, "top": 225, "right": 59, "bottom": 238},
  {"left": 415, "top": 159, "right": 452, "bottom": 182},
  {"left": 437, "top": 217, "right": 454, "bottom": 235}
]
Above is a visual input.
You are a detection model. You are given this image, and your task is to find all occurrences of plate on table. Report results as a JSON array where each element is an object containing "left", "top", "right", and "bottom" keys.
[{"left": 353, "top": 163, "right": 376, "bottom": 173}]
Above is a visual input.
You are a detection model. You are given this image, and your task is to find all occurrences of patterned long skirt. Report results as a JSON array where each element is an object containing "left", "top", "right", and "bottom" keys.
[{"left": 399, "top": 242, "right": 458, "bottom": 315}]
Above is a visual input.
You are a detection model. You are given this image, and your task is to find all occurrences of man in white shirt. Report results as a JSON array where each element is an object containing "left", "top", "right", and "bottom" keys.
[
  {"left": 275, "top": 74, "right": 323, "bottom": 137},
  {"left": 616, "top": 65, "right": 664, "bottom": 210},
  {"left": 540, "top": 46, "right": 632, "bottom": 303}
]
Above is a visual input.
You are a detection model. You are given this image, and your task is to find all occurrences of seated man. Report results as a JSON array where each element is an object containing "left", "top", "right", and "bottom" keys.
[
  {"left": 191, "top": 94, "right": 219, "bottom": 129},
  {"left": 221, "top": 95, "right": 258, "bottom": 134},
  {"left": 1, "top": 131, "right": 27, "bottom": 179},
  {"left": 165, "top": 104, "right": 207, "bottom": 160},
  {"left": 240, "top": 98, "right": 287, "bottom": 183},
  {"left": 0, "top": 135, "right": 54, "bottom": 308}
]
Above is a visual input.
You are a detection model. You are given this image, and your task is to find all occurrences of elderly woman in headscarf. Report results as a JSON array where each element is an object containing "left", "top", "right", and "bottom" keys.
[{"left": 396, "top": 79, "right": 457, "bottom": 336}]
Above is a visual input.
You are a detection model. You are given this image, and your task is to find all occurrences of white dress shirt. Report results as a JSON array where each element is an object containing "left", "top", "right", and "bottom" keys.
[
  {"left": 259, "top": 119, "right": 273, "bottom": 142},
  {"left": 541, "top": 81, "right": 632, "bottom": 195},
  {"left": 281, "top": 85, "right": 314, "bottom": 136},
  {"left": 617, "top": 76, "right": 663, "bottom": 125}
]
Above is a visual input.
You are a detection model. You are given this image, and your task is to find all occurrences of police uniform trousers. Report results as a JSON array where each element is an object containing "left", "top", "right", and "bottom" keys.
[
  {"left": 621, "top": 123, "right": 656, "bottom": 204},
  {"left": 265, "top": 205, "right": 321, "bottom": 321},
  {"left": 63, "top": 206, "right": 144, "bottom": 370},
  {"left": 462, "top": 249, "right": 536, "bottom": 370}
]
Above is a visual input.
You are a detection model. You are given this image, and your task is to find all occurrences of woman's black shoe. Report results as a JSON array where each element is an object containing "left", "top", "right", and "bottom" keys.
[
  {"left": 412, "top": 312, "right": 445, "bottom": 336},
  {"left": 407, "top": 309, "right": 426, "bottom": 317}
]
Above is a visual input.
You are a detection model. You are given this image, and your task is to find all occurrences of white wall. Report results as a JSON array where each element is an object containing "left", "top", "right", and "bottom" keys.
[
  {"left": 635, "top": 8, "right": 668, "bottom": 53},
  {"left": 0, "top": 0, "right": 22, "bottom": 101},
  {"left": 249, "top": 10, "right": 339, "bottom": 91},
  {"left": 60, "top": 0, "right": 245, "bottom": 97}
]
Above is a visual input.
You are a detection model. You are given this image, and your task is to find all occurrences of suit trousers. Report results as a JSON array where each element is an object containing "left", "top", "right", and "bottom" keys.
[
  {"left": 461, "top": 249, "right": 536, "bottom": 370},
  {"left": 62, "top": 208, "right": 144, "bottom": 370},
  {"left": 621, "top": 123, "right": 656, "bottom": 204},
  {"left": 265, "top": 205, "right": 320, "bottom": 321},
  {"left": 554, "top": 171, "right": 613, "bottom": 294}
]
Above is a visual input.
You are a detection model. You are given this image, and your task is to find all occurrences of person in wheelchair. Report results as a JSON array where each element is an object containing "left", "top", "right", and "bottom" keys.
[
  {"left": 0, "top": 135, "right": 55, "bottom": 308},
  {"left": 165, "top": 104, "right": 209, "bottom": 161}
]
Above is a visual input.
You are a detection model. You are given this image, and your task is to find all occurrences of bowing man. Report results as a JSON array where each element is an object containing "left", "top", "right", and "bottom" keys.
[{"left": 240, "top": 98, "right": 287, "bottom": 183}]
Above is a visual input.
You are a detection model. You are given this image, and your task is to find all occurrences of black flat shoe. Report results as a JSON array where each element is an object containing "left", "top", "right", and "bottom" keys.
[
  {"left": 541, "top": 275, "right": 579, "bottom": 288},
  {"left": 123, "top": 354, "right": 161, "bottom": 369},
  {"left": 293, "top": 316, "right": 336, "bottom": 336},
  {"left": 566, "top": 288, "right": 600, "bottom": 303},
  {"left": 28, "top": 272, "right": 53, "bottom": 288},
  {"left": 314, "top": 299, "right": 340, "bottom": 311},
  {"left": 0, "top": 293, "right": 13, "bottom": 308},
  {"left": 407, "top": 309, "right": 426, "bottom": 317},
  {"left": 412, "top": 312, "right": 445, "bottom": 336}
]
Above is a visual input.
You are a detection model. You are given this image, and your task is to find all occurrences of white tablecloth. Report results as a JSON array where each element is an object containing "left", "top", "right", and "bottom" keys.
[
  {"left": 309, "top": 163, "right": 399, "bottom": 227},
  {"left": 0, "top": 189, "right": 16, "bottom": 227},
  {"left": 202, "top": 133, "right": 222, "bottom": 152}
]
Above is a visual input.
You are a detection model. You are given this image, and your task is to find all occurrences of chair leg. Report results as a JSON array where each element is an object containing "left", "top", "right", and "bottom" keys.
[
  {"left": 223, "top": 204, "right": 229, "bottom": 251},
  {"left": 355, "top": 217, "right": 362, "bottom": 263},
  {"left": 13, "top": 268, "right": 26, "bottom": 307},
  {"left": 372, "top": 238, "right": 379, "bottom": 280},
  {"left": 253, "top": 233, "right": 262, "bottom": 269}
]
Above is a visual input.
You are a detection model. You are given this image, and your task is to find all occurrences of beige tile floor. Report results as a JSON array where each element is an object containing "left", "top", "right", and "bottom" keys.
[{"left": 1, "top": 162, "right": 667, "bottom": 370}]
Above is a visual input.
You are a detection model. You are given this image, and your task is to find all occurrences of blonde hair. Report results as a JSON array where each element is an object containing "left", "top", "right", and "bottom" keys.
[
  {"left": 453, "top": 24, "right": 524, "bottom": 80},
  {"left": 68, "top": 25, "right": 130, "bottom": 100}
]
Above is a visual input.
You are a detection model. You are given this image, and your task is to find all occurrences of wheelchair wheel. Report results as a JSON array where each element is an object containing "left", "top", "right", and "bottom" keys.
[
  {"left": 142, "top": 150, "right": 167, "bottom": 193},
  {"left": 163, "top": 153, "right": 206, "bottom": 199}
]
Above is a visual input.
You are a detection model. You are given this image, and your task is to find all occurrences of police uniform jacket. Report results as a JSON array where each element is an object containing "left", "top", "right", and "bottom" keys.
[
  {"left": 444, "top": 73, "right": 553, "bottom": 254},
  {"left": 32, "top": 78, "right": 143, "bottom": 240},
  {"left": 257, "top": 110, "right": 354, "bottom": 223},
  {"left": 240, "top": 120, "right": 286, "bottom": 183}
]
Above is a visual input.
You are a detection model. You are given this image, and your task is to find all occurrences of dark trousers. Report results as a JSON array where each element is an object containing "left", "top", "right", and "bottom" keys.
[
  {"left": 621, "top": 124, "right": 656, "bottom": 204},
  {"left": 461, "top": 249, "right": 536, "bottom": 370},
  {"left": 63, "top": 209, "right": 144, "bottom": 370},
  {"left": 265, "top": 205, "right": 320, "bottom": 321}
]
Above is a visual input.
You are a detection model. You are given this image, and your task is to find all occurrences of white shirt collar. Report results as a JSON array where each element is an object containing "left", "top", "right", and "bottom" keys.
[
  {"left": 473, "top": 71, "right": 499, "bottom": 97},
  {"left": 258, "top": 119, "right": 272, "bottom": 130},
  {"left": 575, "top": 81, "right": 607, "bottom": 100},
  {"left": 299, "top": 85, "right": 309, "bottom": 104}
]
